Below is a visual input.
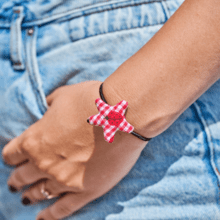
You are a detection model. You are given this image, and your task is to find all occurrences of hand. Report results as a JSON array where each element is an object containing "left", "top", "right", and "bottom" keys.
[{"left": 2, "top": 81, "right": 148, "bottom": 220}]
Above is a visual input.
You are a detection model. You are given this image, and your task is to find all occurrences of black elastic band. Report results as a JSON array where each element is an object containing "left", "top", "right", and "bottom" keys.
[{"left": 99, "top": 83, "right": 151, "bottom": 142}]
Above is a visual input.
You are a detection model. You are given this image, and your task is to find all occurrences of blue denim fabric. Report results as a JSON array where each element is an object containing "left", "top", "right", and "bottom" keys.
[{"left": 0, "top": 0, "right": 220, "bottom": 219}]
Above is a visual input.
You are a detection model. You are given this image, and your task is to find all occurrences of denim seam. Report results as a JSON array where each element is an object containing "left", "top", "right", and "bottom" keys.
[
  {"left": 26, "top": 0, "right": 165, "bottom": 25},
  {"left": 56, "top": 0, "right": 160, "bottom": 13},
  {"left": 162, "top": 0, "right": 171, "bottom": 17},
  {"left": 69, "top": 22, "right": 165, "bottom": 43},
  {"left": 10, "top": 7, "right": 25, "bottom": 70},
  {"left": 160, "top": 1, "right": 169, "bottom": 22},
  {"left": 15, "top": 16, "right": 21, "bottom": 66},
  {"left": 26, "top": 26, "right": 47, "bottom": 114},
  {"left": 16, "top": 17, "right": 19, "bottom": 61},
  {"left": 31, "top": 27, "right": 48, "bottom": 114},
  {"left": 2, "top": 0, "right": 166, "bottom": 28},
  {"left": 193, "top": 101, "right": 220, "bottom": 183},
  {"left": 10, "top": 15, "right": 18, "bottom": 65},
  {"left": 10, "top": 16, "right": 15, "bottom": 63},
  {"left": 11, "top": 19, "right": 20, "bottom": 69}
]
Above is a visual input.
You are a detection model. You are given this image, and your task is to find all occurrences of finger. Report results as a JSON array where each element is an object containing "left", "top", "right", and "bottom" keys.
[
  {"left": 2, "top": 135, "right": 29, "bottom": 166},
  {"left": 7, "top": 162, "right": 50, "bottom": 191},
  {"left": 21, "top": 179, "right": 71, "bottom": 206},
  {"left": 46, "top": 159, "right": 86, "bottom": 192},
  {"left": 36, "top": 192, "right": 92, "bottom": 220}
]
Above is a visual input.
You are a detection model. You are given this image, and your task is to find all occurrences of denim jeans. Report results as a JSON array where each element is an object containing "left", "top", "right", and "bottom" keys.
[{"left": 0, "top": 0, "right": 220, "bottom": 219}]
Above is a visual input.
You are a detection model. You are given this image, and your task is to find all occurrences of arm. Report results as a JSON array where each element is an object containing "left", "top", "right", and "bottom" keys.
[
  {"left": 3, "top": 1, "right": 220, "bottom": 220},
  {"left": 103, "top": 0, "right": 220, "bottom": 138}
]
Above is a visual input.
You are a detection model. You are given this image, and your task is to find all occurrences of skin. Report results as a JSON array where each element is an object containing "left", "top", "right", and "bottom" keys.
[
  {"left": 3, "top": 81, "right": 147, "bottom": 220},
  {"left": 2, "top": 0, "right": 220, "bottom": 219}
]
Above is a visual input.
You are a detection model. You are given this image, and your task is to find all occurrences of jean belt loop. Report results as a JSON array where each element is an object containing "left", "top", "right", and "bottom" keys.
[{"left": 10, "top": 6, "right": 25, "bottom": 71}]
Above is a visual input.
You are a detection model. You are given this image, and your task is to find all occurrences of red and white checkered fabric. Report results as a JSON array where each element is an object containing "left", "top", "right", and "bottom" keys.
[{"left": 88, "top": 98, "right": 134, "bottom": 143}]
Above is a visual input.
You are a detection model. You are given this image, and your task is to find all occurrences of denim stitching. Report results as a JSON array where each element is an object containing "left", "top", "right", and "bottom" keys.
[
  {"left": 67, "top": 1, "right": 168, "bottom": 42},
  {"left": 24, "top": 0, "right": 165, "bottom": 25},
  {"left": 10, "top": 14, "right": 19, "bottom": 65},
  {"left": 26, "top": 27, "right": 47, "bottom": 115},
  {"left": 30, "top": 27, "right": 47, "bottom": 114},
  {"left": 18, "top": 7, "right": 25, "bottom": 69},
  {"left": 193, "top": 101, "right": 220, "bottom": 206},
  {"left": 10, "top": 15, "right": 15, "bottom": 63},
  {"left": 11, "top": 8, "right": 25, "bottom": 70},
  {"left": 16, "top": 15, "right": 20, "bottom": 63},
  {"left": 17, "top": 13, "right": 24, "bottom": 66},
  {"left": 160, "top": 1, "right": 169, "bottom": 22},
  {"left": 193, "top": 101, "right": 220, "bottom": 183},
  {"left": 69, "top": 22, "right": 164, "bottom": 43},
  {"left": 6, "top": 0, "right": 165, "bottom": 29},
  {"left": 0, "top": 1, "right": 167, "bottom": 28},
  {"left": 163, "top": 0, "right": 171, "bottom": 17}
]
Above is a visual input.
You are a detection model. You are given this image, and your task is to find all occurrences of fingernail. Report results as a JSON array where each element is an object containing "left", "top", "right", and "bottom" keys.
[
  {"left": 9, "top": 185, "right": 17, "bottom": 193},
  {"left": 22, "top": 197, "right": 31, "bottom": 205}
]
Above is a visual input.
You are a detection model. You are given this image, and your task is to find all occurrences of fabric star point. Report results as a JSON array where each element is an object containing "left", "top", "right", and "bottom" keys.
[{"left": 87, "top": 98, "right": 134, "bottom": 143}]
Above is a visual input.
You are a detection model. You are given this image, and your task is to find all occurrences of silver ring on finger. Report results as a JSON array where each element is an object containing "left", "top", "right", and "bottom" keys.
[{"left": 41, "top": 181, "right": 57, "bottom": 200}]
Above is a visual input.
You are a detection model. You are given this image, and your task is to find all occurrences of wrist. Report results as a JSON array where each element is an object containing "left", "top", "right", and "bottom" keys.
[
  {"left": 102, "top": 0, "right": 220, "bottom": 138},
  {"left": 87, "top": 81, "right": 152, "bottom": 144},
  {"left": 102, "top": 76, "right": 177, "bottom": 139}
]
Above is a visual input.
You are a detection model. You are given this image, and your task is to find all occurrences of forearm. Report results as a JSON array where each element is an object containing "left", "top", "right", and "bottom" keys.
[{"left": 103, "top": 0, "right": 220, "bottom": 138}]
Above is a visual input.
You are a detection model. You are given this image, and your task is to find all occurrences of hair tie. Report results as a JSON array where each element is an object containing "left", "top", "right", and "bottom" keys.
[{"left": 87, "top": 83, "right": 152, "bottom": 143}]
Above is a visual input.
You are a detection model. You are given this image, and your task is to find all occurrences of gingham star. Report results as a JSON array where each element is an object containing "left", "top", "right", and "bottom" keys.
[{"left": 87, "top": 98, "right": 134, "bottom": 143}]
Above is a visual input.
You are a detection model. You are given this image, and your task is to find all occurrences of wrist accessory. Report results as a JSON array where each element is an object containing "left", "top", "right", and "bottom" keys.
[{"left": 87, "top": 83, "right": 152, "bottom": 143}]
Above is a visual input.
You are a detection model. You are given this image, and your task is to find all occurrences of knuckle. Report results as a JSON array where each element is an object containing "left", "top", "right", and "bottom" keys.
[
  {"left": 46, "top": 167, "right": 68, "bottom": 186},
  {"left": 65, "top": 181, "right": 74, "bottom": 189},
  {"left": 37, "top": 159, "right": 53, "bottom": 174},
  {"left": 21, "top": 135, "right": 37, "bottom": 152},
  {"left": 66, "top": 176, "right": 85, "bottom": 191},
  {"left": 37, "top": 161, "right": 49, "bottom": 173},
  {"left": 54, "top": 173, "right": 68, "bottom": 186}
]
